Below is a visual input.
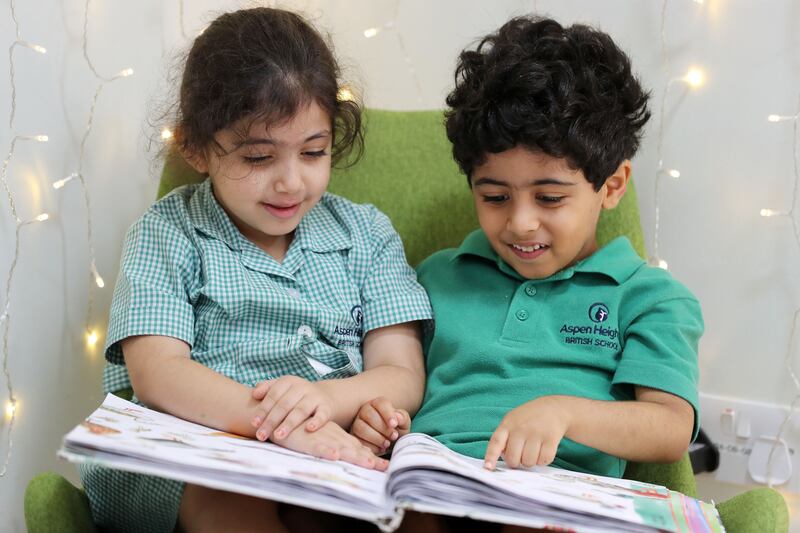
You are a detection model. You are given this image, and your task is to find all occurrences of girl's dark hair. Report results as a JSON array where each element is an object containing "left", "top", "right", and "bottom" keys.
[
  {"left": 175, "top": 7, "right": 362, "bottom": 167},
  {"left": 445, "top": 16, "right": 650, "bottom": 190}
]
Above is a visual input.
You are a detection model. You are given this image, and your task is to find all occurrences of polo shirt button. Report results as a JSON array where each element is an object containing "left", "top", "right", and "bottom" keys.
[
  {"left": 515, "top": 309, "right": 529, "bottom": 321},
  {"left": 297, "top": 325, "right": 314, "bottom": 339},
  {"left": 524, "top": 285, "right": 537, "bottom": 297}
]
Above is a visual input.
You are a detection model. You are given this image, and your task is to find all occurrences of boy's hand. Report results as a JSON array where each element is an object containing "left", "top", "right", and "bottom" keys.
[
  {"left": 484, "top": 396, "right": 571, "bottom": 470},
  {"left": 350, "top": 397, "right": 410, "bottom": 455},
  {"left": 280, "top": 420, "right": 389, "bottom": 471},
  {"left": 250, "top": 376, "right": 334, "bottom": 442}
]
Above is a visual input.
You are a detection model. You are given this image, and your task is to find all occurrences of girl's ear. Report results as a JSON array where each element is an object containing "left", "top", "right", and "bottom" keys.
[
  {"left": 181, "top": 146, "right": 209, "bottom": 174},
  {"left": 601, "top": 160, "right": 631, "bottom": 210}
]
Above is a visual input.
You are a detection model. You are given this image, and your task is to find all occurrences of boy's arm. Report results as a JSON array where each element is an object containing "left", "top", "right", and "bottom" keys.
[
  {"left": 316, "top": 320, "right": 426, "bottom": 429},
  {"left": 484, "top": 387, "right": 694, "bottom": 469}
]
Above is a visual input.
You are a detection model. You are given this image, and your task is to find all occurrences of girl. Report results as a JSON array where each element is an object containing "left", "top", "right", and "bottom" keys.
[{"left": 80, "top": 7, "right": 431, "bottom": 533}]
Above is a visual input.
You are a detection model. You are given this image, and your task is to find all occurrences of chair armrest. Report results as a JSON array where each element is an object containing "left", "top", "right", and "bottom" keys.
[{"left": 24, "top": 472, "right": 98, "bottom": 533}]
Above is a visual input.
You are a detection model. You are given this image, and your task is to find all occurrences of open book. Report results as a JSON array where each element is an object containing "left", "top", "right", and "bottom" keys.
[{"left": 60, "top": 394, "right": 724, "bottom": 532}]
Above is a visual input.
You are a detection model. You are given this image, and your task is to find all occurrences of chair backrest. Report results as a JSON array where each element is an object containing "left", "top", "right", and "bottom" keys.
[{"left": 159, "top": 109, "right": 646, "bottom": 266}]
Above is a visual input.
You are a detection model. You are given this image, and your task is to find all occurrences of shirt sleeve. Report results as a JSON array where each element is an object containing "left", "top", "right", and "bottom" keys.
[
  {"left": 613, "top": 294, "right": 703, "bottom": 439},
  {"left": 360, "top": 209, "right": 433, "bottom": 333},
  {"left": 104, "top": 211, "right": 198, "bottom": 365}
]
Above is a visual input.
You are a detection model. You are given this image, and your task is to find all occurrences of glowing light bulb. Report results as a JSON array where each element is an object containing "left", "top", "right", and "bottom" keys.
[
  {"left": 53, "top": 173, "right": 78, "bottom": 189},
  {"left": 91, "top": 262, "right": 105, "bottom": 288},
  {"left": 658, "top": 259, "right": 669, "bottom": 270},
  {"left": 5, "top": 400, "right": 16, "bottom": 420},
  {"left": 35, "top": 213, "right": 50, "bottom": 222},
  {"left": 667, "top": 169, "right": 680, "bottom": 178},
  {"left": 768, "top": 115, "right": 782, "bottom": 122},
  {"left": 34, "top": 135, "right": 48, "bottom": 142},
  {"left": 337, "top": 87, "right": 355, "bottom": 102},
  {"left": 363, "top": 27, "right": 380, "bottom": 38},
  {"left": 760, "top": 208, "right": 780, "bottom": 217},
  {"left": 86, "top": 330, "right": 99, "bottom": 348},
  {"left": 161, "top": 128, "right": 174, "bottom": 141},
  {"left": 683, "top": 68, "right": 704, "bottom": 88},
  {"left": 692, "top": 0, "right": 704, "bottom": 4},
  {"left": 19, "top": 41, "right": 46, "bottom": 54},
  {"left": 117, "top": 68, "right": 134, "bottom": 78}
]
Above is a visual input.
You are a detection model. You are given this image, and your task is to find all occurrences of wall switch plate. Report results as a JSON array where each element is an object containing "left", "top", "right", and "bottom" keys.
[{"left": 700, "top": 392, "right": 799, "bottom": 492}]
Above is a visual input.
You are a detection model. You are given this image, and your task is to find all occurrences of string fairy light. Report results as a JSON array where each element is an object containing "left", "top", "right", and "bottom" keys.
[
  {"left": 361, "top": 0, "right": 423, "bottom": 104},
  {"left": 650, "top": 0, "right": 705, "bottom": 270},
  {"left": 51, "top": 0, "right": 133, "bottom": 349},
  {"left": 1, "top": 0, "right": 51, "bottom": 478},
  {"left": 762, "top": 94, "right": 800, "bottom": 487}
]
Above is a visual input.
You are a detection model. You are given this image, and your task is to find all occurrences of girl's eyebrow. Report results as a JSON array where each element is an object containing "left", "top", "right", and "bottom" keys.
[
  {"left": 234, "top": 130, "right": 331, "bottom": 148},
  {"left": 473, "top": 177, "right": 576, "bottom": 187}
]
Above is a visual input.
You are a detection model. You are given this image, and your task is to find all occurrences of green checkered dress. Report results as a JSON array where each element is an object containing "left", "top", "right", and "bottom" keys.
[{"left": 80, "top": 179, "right": 432, "bottom": 532}]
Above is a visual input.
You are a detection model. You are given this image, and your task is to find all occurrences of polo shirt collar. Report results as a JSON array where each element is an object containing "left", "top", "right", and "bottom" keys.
[{"left": 454, "top": 229, "right": 643, "bottom": 284}]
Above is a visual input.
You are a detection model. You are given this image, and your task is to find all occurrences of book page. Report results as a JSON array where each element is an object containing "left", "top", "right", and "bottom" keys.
[
  {"left": 60, "top": 394, "right": 397, "bottom": 524},
  {"left": 386, "top": 434, "right": 723, "bottom": 533}
]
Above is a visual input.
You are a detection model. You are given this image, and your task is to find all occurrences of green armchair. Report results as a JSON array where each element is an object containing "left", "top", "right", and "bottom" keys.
[{"left": 26, "top": 110, "right": 788, "bottom": 532}]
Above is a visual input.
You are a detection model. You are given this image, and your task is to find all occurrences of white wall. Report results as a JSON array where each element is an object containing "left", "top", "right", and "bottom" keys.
[{"left": 1, "top": 1, "right": 798, "bottom": 531}]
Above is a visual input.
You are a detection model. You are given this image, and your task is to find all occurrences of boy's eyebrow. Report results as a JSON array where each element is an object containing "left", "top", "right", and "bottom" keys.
[
  {"left": 472, "top": 177, "right": 576, "bottom": 187},
  {"left": 233, "top": 130, "right": 331, "bottom": 148}
]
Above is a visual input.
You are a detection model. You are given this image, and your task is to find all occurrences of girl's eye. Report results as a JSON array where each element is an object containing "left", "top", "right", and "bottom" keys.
[
  {"left": 243, "top": 155, "right": 272, "bottom": 164},
  {"left": 481, "top": 195, "right": 508, "bottom": 204},
  {"left": 538, "top": 195, "right": 565, "bottom": 204},
  {"left": 303, "top": 149, "right": 328, "bottom": 158}
]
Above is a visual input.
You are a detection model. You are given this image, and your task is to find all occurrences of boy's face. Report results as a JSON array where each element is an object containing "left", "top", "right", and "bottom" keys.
[{"left": 471, "top": 146, "right": 626, "bottom": 280}]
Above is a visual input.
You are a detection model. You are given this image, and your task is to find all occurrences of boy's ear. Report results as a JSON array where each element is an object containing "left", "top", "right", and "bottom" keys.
[{"left": 601, "top": 160, "right": 631, "bottom": 210}]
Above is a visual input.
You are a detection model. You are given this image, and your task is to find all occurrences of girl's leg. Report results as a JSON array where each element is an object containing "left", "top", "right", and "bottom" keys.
[{"left": 178, "top": 484, "right": 289, "bottom": 533}]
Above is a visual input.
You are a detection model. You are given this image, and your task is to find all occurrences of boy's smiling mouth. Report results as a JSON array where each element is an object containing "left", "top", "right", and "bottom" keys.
[{"left": 509, "top": 242, "right": 549, "bottom": 260}]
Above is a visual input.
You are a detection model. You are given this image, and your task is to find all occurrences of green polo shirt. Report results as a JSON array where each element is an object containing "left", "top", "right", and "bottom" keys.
[{"left": 411, "top": 229, "right": 702, "bottom": 478}]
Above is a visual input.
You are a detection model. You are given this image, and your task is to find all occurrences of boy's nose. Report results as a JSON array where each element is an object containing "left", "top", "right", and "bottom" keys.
[{"left": 507, "top": 206, "right": 541, "bottom": 235}]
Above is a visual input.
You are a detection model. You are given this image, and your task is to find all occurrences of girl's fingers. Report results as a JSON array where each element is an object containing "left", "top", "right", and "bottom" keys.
[
  {"left": 304, "top": 404, "right": 331, "bottom": 432},
  {"left": 256, "top": 388, "right": 299, "bottom": 440},
  {"left": 394, "top": 409, "right": 411, "bottom": 431},
  {"left": 251, "top": 380, "right": 271, "bottom": 400},
  {"left": 484, "top": 427, "right": 508, "bottom": 470},
  {"left": 359, "top": 405, "right": 394, "bottom": 439},
  {"left": 273, "top": 398, "right": 316, "bottom": 440},
  {"left": 351, "top": 418, "right": 391, "bottom": 451}
]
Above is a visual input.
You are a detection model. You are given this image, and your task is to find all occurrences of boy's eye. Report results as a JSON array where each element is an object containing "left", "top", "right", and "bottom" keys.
[
  {"left": 537, "top": 195, "right": 565, "bottom": 204},
  {"left": 481, "top": 194, "right": 508, "bottom": 204}
]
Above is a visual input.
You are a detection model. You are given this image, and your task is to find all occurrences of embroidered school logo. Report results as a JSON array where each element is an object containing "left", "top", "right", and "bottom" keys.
[
  {"left": 588, "top": 302, "right": 610, "bottom": 323},
  {"left": 351, "top": 305, "right": 364, "bottom": 326}
]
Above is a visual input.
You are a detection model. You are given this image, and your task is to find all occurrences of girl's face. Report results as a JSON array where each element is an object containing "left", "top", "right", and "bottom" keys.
[{"left": 188, "top": 101, "right": 332, "bottom": 261}]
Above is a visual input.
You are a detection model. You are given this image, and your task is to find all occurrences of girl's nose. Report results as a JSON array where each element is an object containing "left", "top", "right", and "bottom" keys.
[{"left": 274, "top": 161, "right": 303, "bottom": 194}]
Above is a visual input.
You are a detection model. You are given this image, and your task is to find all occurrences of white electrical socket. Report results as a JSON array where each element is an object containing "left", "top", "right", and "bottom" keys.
[{"left": 700, "top": 392, "right": 799, "bottom": 492}]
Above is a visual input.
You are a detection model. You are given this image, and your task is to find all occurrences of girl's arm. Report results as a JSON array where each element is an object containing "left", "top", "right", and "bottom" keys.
[
  {"left": 124, "top": 334, "right": 387, "bottom": 469},
  {"left": 316, "top": 321, "right": 426, "bottom": 429},
  {"left": 123, "top": 335, "right": 262, "bottom": 436}
]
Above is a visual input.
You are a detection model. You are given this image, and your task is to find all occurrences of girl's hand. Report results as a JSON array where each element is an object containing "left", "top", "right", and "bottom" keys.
[
  {"left": 350, "top": 397, "right": 410, "bottom": 455},
  {"left": 483, "top": 396, "right": 572, "bottom": 470},
  {"left": 280, "top": 420, "right": 389, "bottom": 471},
  {"left": 250, "top": 376, "right": 334, "bottom": 442}
]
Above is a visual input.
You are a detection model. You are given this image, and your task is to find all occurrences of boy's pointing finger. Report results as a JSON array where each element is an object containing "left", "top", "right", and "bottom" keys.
[{"left": 484, "top": 427, "right": 508, "bottom": 470}]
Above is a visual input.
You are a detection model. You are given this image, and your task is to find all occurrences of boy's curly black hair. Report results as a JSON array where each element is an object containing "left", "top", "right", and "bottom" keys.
[{"left": 445, "top": 16, "right": 651, "bottom": 190}]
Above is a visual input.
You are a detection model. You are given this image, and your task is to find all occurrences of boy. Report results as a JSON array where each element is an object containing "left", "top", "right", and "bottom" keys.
[{"left": 351, "top": 15, "right": 702, "bottom": 527}]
